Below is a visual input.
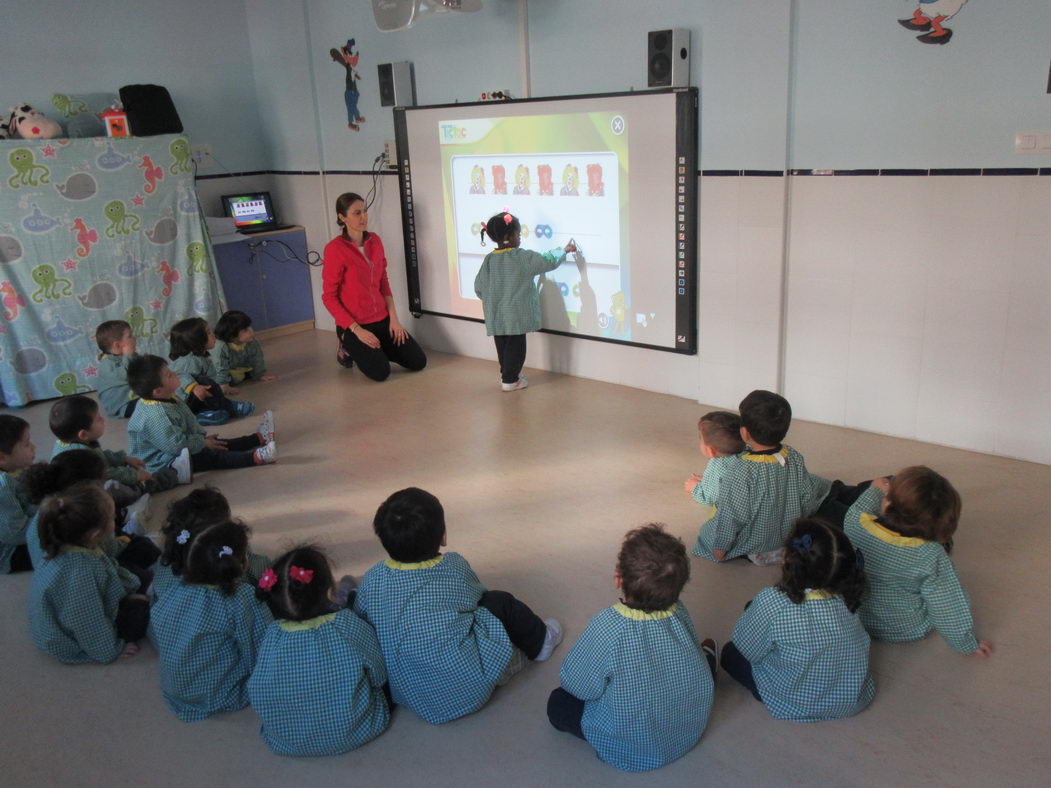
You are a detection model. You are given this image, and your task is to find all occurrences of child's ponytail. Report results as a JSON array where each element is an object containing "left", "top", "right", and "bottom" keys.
[
  {"left": 37, "top": 481, "right": 114, "bottom": 558},
  {"left": 182, "top": 519, "right": 249, "bottom": 595},
  {"left": 160, "top": 486, "right": 231, "bottom": 576},
  {"left": 20, "top": 449, "right": 107, "bottom": 505},
  {"left": 255, "top": 544, "right": 335, "bottom": 621},
  {"left": 779, "top": 518, "right": 867, "bottom": 613},
  {"left": 482, "top": 212, "right": 520, "bottom": 248}
]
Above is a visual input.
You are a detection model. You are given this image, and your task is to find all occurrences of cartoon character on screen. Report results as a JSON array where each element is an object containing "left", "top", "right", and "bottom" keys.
[
  {"left": 537, "top": 165, "right": 553, "bottom": 196},
  {"left": 330, "top": 38, "right": 366, "bottom": 131},
  {"left": 469, "top": 165, "right": 486, "bottom": 195},
  {"left": 560, "top": 165, "right": 579, "bottom": 196},
  {"left": 513, "top": 165, "right": 531, "bottom": 196},
  {"left": 491, "top": 165, "right": 507, "bottom": 195},
  {"left": 587, "top": 164, "right": 605, "bottom": 197},
  {"left": 609, "top": 291, "right": 628, "bottom": 336},
  {"left": 898, "top": 0, "right": 967, "bottom": 45}
]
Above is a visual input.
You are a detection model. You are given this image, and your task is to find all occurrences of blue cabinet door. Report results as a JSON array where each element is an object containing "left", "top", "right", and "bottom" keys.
[{"left": 212, "top": 238, "right": 267, "bottom": 328}]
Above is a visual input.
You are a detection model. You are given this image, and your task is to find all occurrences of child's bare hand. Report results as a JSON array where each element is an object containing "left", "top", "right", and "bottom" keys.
[
  {"left": 563, "top": 241, "right": 577, "bottom": 254},
  {"left": 127, "top": 456, "right": 145, "bottom": 469},
  {"left": 260, "top": 375, "right": 277, "bottom": 382},
  {"left": 971, "top": 640, "right": 993, "bottom": 658},
  {"left": 872, "top": 476, "right": 892, "bottom": 493},
  {"left": 120, "top": 642, "right": 140, "bottom": 658},
  {"left": 192, "top": 385, "right": 210, "bottom": 401},
  {"left": 205, "top": 435, "right": 229, "bottom": 450},
  {"left": 136, "top": 467, "right": 152, "bottom": 482},
  {"left": 712, "top": 549, "right": 727, "bottom": 562},
  {"left": 684, "top": 473, "right": 702, "bottom": 494}
]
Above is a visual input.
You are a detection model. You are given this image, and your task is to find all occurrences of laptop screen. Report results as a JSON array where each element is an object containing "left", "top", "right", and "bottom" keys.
[{"left": 221, "top": 192, "right": 276, "bottom": 228}]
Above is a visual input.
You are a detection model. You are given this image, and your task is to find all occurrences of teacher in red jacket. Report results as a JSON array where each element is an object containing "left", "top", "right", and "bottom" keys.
[{"left": 322, "top": 192, "right": 427, "bottom": 380}]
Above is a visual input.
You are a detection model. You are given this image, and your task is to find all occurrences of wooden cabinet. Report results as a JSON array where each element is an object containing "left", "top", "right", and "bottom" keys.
[{"left": 212, "top": 227, "right": 314, "bottom": 331}]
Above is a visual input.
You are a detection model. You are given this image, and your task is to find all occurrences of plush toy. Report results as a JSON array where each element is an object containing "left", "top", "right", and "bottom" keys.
[{"left": 2, "top": 104, "right": 62, "bottom": 139}]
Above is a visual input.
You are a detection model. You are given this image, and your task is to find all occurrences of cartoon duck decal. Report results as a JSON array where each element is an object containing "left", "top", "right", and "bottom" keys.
[
  {"left": 330, "top": 38, "right": 366, "bottom": 131},
  {"left": 898, "top": 0, "right": 967, "bottom": 45}
]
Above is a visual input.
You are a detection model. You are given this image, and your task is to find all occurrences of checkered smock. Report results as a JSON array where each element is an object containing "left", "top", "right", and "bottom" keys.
[
  {"left": 149, "top": 580, "right": 272, "bottom": 721},
  {"left": 127, "top": 398, "right": 206, "bottom": 473},
  {"left": 152, "top": 550, "right": 271, "bottom": 601},
  {"left": 214, "top": 339, "right": 266, "bottom": 385},
  {"left": 559, "top": 602, "right": 714, "bottom": 772},
  {"left": 732, "top": 587, "right": 876, "bottom": 721},
  {"left": 52, "top": 440, "right": 140, "bottom": 487},
  {"left": 169, "top": 353, "right": 219, "bottom": 401},
  {"left": 28, "top": 546, "right": 130, "bottom": 663},
  {"left": 0, "top": 470, "right": 35, "bottom": 573},
  {"left": 96, "top": 353, "right": 136, "bottom": 417},
  {"left": 844, "top": 487, "right": 979, "bottom": 653},
  {"left": 693, "top": 446, "right": 832, "bottom": 560},
  {"left": 473, "top": 247, "right": 566, "bottom": 336},
  {"left": 27, "top": 514, "right": 140, "bottom": 591},
  {"left": 246, "top": 610, "right": 390, "bottom": 756},
  {"left": 691, "top": 454, "right": 740, "bottom": 506},
  {"left": 354, "top": 552, "right": 513, "bottom": 724}
]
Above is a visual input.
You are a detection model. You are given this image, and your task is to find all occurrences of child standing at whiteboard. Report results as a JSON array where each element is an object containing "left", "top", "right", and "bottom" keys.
[{"left": 473, "top": 212, "right": 575, "bottom": 392}]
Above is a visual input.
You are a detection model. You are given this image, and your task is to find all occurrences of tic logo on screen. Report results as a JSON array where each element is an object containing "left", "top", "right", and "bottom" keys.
[{"left": 229, "top": 197, "right": 271, "bottom": 226}]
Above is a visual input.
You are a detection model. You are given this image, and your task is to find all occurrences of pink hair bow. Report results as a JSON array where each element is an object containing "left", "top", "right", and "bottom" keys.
[
  {"left": 258, "top": 568, "right": 278, "bottom": 591},
  {"left": 289, "top": 565, "right": 314, "bottom": 585}
]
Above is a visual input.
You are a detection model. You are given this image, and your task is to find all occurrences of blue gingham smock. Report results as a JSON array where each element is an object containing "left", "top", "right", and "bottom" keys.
[
  {"left": 693, "top": 446, "right": 831, "bottom": 560},
  {"left": 152, "top": 550, "right": 271, "bottom": 601},
  {"left": 26, "top": 514, "right": 140, "bottom": 592},
  {"left": 732, "top": 587, "right": 875, "bottom": 721},
  {"left": 214, "top": 339, "right": 267, "bottom": 385},
  {"left": 96, "top": 353, "right": 136, "bottom": 417},
  {"left": 28, "top": 546, "right": 130, "bottom": 663},
  {"left": 473, "top": 247, "right": 566, "bottom": 336},
  {"left": 127, "top": 398, "right": 206, "bottom": 473},
  {"left": 559, "top": 601, "right": 714, "bottom": 772},
  {"left": 354, "top": 552, "right": 514, "bottom": 724},
  {"left": 0, "top": 470, "right": 35, "bottom": 573},
  {"left": 51, "top": 439, "right": 141, "bottom": 487},
  {"left": 149, "top": 580, "right": 272, "bottom": 721},
  {"left": 247, "top": 609, "right": 390, "bottom": 756},
  {"left": 844, "top": 487, "right": 979, "bottom": 653},
  {"left": 169, "top": 353, "right": 220, "bottom": 401},
  {"left": 690, "top": 454, "right": 740, "bottom": 507}
]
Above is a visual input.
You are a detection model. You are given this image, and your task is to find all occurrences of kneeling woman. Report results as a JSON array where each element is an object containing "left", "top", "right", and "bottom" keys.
[{"left": 322, "top": 192, "right": 427, "bottom": 381}]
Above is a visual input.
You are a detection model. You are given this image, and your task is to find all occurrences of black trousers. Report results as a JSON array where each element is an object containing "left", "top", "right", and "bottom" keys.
[
  {"left": 121, "top": 399, "right": 138, "bottom": 418},
  {"left": 814, "top": 479, "right": 873, "bottom": 528},
  {"left": 8, "top": 543, "right": 32, "bottom": 573},
  {"left": 190, "top": 434, "right": 263, "bottom": 471},
  {"left": 478, "top": 589, "right": 547, "bottom": 660},
  {"left": 721, "top": 641, "right": 762, "bottom": 701},
  {"left": 337, "top": 316, "right": 427, "bottom": 382},
  {"left": 115, "top": 596, "right": 150, "bottom": 642},
  {"left": 493, "top": 334, "right": 527, "bottom": 384},
  {"left": 186, "top": 377, "right": 237, "bottom": 415}
]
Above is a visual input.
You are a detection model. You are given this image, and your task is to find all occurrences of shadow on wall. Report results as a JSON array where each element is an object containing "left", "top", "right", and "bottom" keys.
[{"left": 539, "top": 251, "right": 598, "bottom": 375}]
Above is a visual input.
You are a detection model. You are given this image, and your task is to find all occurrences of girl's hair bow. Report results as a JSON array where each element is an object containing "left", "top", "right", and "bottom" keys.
[
  {"left": 289, "top": 565, "right": 314, "bottom": 585},
  {"left": 218, "top": 545, "right": 233, "bottom": 559},
  {"left": 176, "top": 529, "right": 190, "bottom": 545},
  {"left": 791, "top": 533, "right": 813, "bottom": 554},
  {"left": 258, "top": 568, "right": 278, "bottom": 592}
]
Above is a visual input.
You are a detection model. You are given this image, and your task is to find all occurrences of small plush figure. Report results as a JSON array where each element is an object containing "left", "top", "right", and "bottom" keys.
[{"left": 3, "top": 105, "right": 62, "bottom": 140}]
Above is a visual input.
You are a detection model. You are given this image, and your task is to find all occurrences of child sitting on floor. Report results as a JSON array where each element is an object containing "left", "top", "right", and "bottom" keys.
[
  {"left": 150, "top": 518, "right": 273, "bottom": 721},
  {"left": 684, "top": 410, "right": 745, "bottom": 506},
  {"left": 0, "top": 415, "right": 37, "bottom": 574},
  {"left": 722, "top": 517, "right": 875, "bottom": 721},
  {"left": 548, "top": 523, "right": 717, "bottom": 773},
  {"left": 213, "top": 310, "right": 276, "bottom": 385},
  {"left": 95, "top": 320, "right": 140, "bottom": 418},
  {"left": 844, "top": 467, "right": 992, "bottom": 657},
  {"left": 693, "top": 390, "right": 830, "bottom": 565},
  {"left": 28, "top": 482, "right": 150, "bottom": 662},
  {"left": 248, "top": 545, "right": 390, "bottom": 756},
  {"left": 127, "top": 354, "right": 276, "bottom": 480},
  {"left": 355, "top": 487, "right": 563, "bottom": 724},
  {"left": 169, "top": 317, "right": 255, "bottom": 426}
]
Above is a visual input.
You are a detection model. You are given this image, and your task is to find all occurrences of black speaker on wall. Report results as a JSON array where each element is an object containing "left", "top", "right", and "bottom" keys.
[
  {"left": 647, "top": 29, "right": 691, "bottom": 88},
  {"left": 377, "top": 61, "right": 417, "bottom": 107}
]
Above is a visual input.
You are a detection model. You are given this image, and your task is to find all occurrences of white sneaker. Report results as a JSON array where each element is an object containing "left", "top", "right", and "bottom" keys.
[
  {"left": 501, "top": 377, "right": 529, "bottom": 392},
  {"left": 172, "top": 448, "right": 192, "bottom": 485},
  {"left": 254, "top": 440, "right": 278, "bottom": 465},
  {"left": 123, "top": 493, "right": 151, "bottom": 535},
  {"left": 534, "top": 618, "right": 563, "bottom": 662},
  {"left": 258, "top": 409, "right": 275, "bottom": 443}
]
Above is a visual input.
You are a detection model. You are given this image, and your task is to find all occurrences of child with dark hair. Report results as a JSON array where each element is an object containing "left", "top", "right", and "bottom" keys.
[
  {"left": 721, "top": 518, "right": 876, "bottom": 721},
  {"left": 548, "top": 524, "right": 716, "bottom": 772},
  {"left": 95, "top": 320, "right": 139, "bottom": 418},
  {"left": 684, "top": 410, "right": 745, "bottom": 506},
  {"left": 473, "top": 212, "right": 576, "bottom": 392},
  {"left": 149, "top": 519, "right": 273, "bottom": 721},
  {"left": 49, "top": 395, "right": 180, "bottom": 509},
  {"left": 693, "top": 390, "right": 831, "bottom": 565},
  {"left": 844, "top": 468, "right": 991, "bottom": 657},
  {"left": 0, "top": 415, "right": 36, "bottom": 573},
  {"left": 21, "top": 449, "right": 160, "bottom": 586},
  {"left": 153, "top": 486, "right": 270, "bottom": 599},
  {"left": 168, "top": 316, "right": 255, "bottom": 426},
  {"left": 355, "top": 487, "right": 562, "bottom": 724},
  {"left": 213, "top": 310, "right": 276, "bottom": 385},
  {"left": 28, "top": 482, "right": 150, "bottom": 662},
  {"left": 248, "top": 545, "right": 390, "bottom": 756},
  {"left": 127, "top": 354, "right": 276, "bottom": 478}
]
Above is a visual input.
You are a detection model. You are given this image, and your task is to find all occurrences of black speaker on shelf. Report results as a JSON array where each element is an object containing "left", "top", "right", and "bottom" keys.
[
  {"left": 377, "top": 61, "right": 417, "bottom": 107},
  {"left": 647, "top": 29, "right": 691, "bottom": 88}
]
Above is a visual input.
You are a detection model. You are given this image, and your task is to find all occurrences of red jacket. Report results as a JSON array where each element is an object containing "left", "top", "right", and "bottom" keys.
[{"left": 321, "top": 232, "right": 393, "bottom": 327}]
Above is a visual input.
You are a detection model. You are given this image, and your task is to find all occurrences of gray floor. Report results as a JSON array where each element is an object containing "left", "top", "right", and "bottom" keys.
[{"left": 1, "top": 330, "right": 1047, "bottom": 787}]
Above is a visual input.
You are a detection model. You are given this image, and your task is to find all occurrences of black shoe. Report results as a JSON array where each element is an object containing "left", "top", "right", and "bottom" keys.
[{"left": 337, "top": 351, "right": 354, "bottom": 369}]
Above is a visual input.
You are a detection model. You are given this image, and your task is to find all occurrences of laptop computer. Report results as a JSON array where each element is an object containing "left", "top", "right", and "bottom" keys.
[{"left": 220, "top": 191, "right": 294, "bottom": 234}]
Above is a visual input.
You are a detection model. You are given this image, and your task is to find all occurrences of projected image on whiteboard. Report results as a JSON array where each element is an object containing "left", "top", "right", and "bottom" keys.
[{"left": 438, "top": 112, "right": 633, "bottom": 340}]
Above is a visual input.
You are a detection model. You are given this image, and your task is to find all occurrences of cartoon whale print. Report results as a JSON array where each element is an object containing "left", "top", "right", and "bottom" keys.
[
  {"left": 54, "top": 172, "right": 98, "bottom": 200},
  {"left": 76, "top": 281, "right": 119, "bottom": 310}
]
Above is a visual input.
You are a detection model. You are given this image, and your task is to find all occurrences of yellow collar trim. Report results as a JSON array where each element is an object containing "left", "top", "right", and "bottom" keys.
[
  {"left": 613, "top": 602, "right": 677, "bottom": 620},
  {"left": 804, "top": 589, "right": 835, "bottom": 601},
  {"left": 228, "top": 342, "right": 246, "bottom": 351},
  {"left": 742, "top": 446, "right": 790, "bottom": 463},
  {"left": 491, "top": 247, "right": 515, "bottom": 253},
  {"left": 859, "top": 512, "right": 926, "bottom": 547},
  {"left": 385, "top": 555, "right": 444, "bottom": 570},
  {"left": 66, "top": 545, "right": 104, "bottom": 556},
  {"left": 278, "top": 613, "right": 337, "bottom": 631},
  {"left": 139, "top": 398, "right": 165, "bottom": 405}
]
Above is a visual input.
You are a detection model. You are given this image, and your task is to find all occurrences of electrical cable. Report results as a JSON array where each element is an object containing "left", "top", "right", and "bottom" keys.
[
  {"left": 364, "top": 151, "right": 385, "bottom": 211},
  {"left": 244, "top": 238, "right": 323, "bottom": 268}
]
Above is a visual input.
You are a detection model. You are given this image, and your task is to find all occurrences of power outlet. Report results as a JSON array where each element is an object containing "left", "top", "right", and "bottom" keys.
[
  {"left": 383, "top": 139, "right": 398, "bottom": 169},
  {"left": 191, "top": 144, "right": 213, "bottom": 170},
  {"left": 480, "top": 89, "right": 512, "bottom": 101}
]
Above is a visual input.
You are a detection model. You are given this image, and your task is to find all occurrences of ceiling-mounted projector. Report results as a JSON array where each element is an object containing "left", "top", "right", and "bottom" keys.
[{"left": 372, "top": 0, "right": 483, "bottom": 32}]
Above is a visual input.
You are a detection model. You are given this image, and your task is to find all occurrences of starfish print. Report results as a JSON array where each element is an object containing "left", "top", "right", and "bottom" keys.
[
  {"left": 83, "top": 364, "right": 99, "bottom": 378},
  {"left": 132, "top": 193, "right": 145, "bottom": 207},
  {"left": 150, "top": 299, "right": 163, "bottom": 311},
  {"left": 63, "top": 258, "right": 78, "bottom": 272},
  {"left": 41, "top": 144, "right": 57, "bottom": 158}
]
